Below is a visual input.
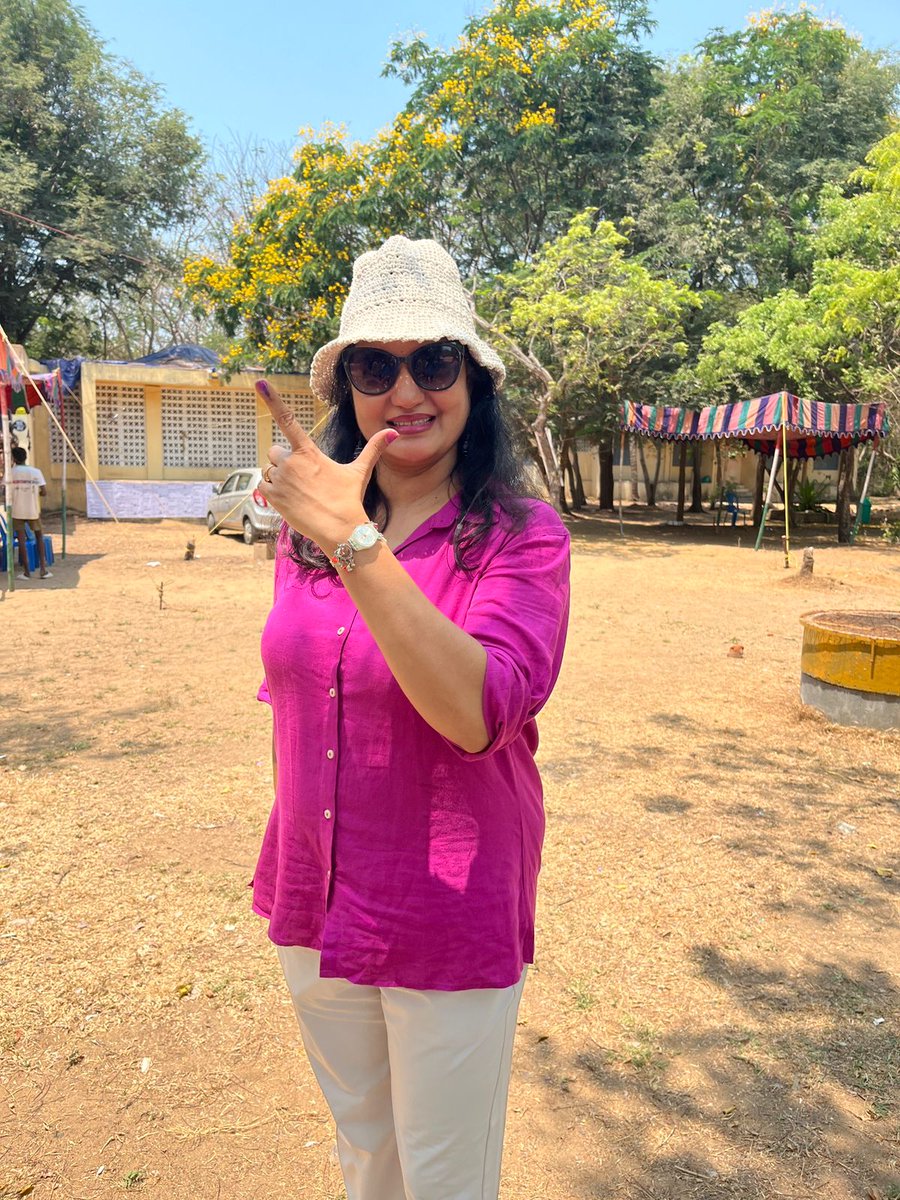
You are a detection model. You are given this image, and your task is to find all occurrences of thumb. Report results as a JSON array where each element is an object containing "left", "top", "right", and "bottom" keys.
[{"left": 352, "top": 428, "right": 400, "bottom": 483}]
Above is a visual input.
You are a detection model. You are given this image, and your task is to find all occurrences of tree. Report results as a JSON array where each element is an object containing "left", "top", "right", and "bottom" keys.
[
  {"left": 385, "top": 0, "right": 660, "bottom": 270},
  {"left": 186, "top": 0, "right": 662, "bottom": 372},
  {"left": 185, "top": 124, "right": 437, "bottom": 372},
  {"left": 690, "top": 132, "right": 900, "bottom": 527},
  {"left": 630, "top": 11, "right": 898, "bottom": 296},
  {"left": 0, "top": 0, "right": 203, "bottom": 349},
  {"left": 692, "top": 133, "right": 899, "bottom": 404},
  {"left": 480, "top": 209, "right": 696, "bottom": 506}
]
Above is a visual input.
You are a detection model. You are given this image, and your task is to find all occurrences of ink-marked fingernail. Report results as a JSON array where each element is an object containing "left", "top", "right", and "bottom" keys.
[
  {"left": 255, "top": 379, "right": 270, "bottom": 398},
  {"left": 385, "top": 429, "right": 400, "bottom": 444}
]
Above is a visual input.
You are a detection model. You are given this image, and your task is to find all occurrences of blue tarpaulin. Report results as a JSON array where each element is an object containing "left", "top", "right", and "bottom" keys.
[{"left": 41, "top": 344, "right": 221, "bottom": 391}]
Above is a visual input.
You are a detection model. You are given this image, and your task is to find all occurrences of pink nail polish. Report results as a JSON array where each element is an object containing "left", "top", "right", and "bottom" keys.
[
  {"left": 255, "top": 380, "right": 270, "bottom": 398},
  {"left": 386, "top": 430, "right": 400, "bottom": 444}
]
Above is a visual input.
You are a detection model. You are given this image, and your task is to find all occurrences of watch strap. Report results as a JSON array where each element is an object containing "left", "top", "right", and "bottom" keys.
[{"left": 331, "top": 522, "right": 385, "bottom": 573}]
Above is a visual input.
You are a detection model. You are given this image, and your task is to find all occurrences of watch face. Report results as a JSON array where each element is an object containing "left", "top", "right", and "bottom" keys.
[{"left": 350, "top": 523, "right": 380, "bottom": 550}]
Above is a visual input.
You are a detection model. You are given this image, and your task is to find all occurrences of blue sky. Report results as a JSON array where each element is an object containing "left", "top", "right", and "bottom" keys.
[{"left": 79, "top": 0, "right": 898, "bottom": 155}]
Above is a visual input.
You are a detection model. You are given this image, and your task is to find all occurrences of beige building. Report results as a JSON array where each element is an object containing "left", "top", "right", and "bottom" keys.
[
  {"left": 20, "top": 354, "right": 321, "bottom": 519},
  {"left": 576, "top": 435, "right": 840, "bottom": 505}
]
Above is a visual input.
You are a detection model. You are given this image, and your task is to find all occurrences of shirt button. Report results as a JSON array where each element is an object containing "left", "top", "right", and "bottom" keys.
[
  {"left": 326, "top": 749, "right": 334, "bottom": 760},
  {"left": 328, "top": 688, "right": 335, "bottom": 698},
  {"left": 324, "top": 809, "right": 332, "bottom": 820},
  {"left": 337, "top": 626, "right": 345, "bottom": 635}
]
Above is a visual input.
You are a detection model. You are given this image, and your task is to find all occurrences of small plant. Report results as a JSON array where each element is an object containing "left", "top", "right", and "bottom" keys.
[
  {"left": 122, "top": 1169, "right": 146, "bottom": 1190},
  {"left": 881, "top": 518, "right": 900, "bottom": 545},
  {"left": 567, "top": 977, "right": 596, "bottom": 1011},
  {"left": 794, "top": 477, "right": 829, "bottom": 512}
]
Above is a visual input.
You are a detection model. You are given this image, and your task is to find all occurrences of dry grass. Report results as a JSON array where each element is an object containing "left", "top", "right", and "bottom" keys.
[{"left": 1, "top": 508, "right": 898, "bottom": 1200}]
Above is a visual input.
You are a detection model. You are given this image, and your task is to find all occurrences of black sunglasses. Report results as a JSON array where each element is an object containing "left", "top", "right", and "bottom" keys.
[{"left": 341, "top": 342, "right": 465, "bottom": 396}]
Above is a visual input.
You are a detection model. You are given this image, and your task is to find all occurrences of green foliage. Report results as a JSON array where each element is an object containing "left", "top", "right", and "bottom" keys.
[
  {"left": 690, "top": 132, "right": 900, "bottom": 431},
  {"left": 630, "top": 10, "right": 898, "bottom": 295},
  {"left": 186, "top": 0, "right": 662, "bottom": 371},
  {"left": 385, "top": 0, "right": 660, "bottom": 269},
  {"left": 0, "top": 0, "right": 203, "bottom": 349},
  {"left": 185, "top": 125, "right": 436, "bottom": 371},
  {"left": 487, "top": 209, "right": 696, "bottom": 435},
  {"left": 794, "top": 476, "right": 829, "bottom": 511}
]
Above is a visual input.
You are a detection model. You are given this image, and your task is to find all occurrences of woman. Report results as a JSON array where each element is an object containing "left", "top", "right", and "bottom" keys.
[{"left": 254, "top": 235, "right": 570, "bottom": 1200}]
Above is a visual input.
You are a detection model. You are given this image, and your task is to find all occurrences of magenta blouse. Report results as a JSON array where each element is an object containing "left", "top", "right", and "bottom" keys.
[{"left": 253, "top": 496, "right": 570, "bottom": 990}]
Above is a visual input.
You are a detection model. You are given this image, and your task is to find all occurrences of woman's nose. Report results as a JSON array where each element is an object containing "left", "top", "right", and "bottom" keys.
[{"left": 390, "top": 364, "right": 422, "bottom": 406}]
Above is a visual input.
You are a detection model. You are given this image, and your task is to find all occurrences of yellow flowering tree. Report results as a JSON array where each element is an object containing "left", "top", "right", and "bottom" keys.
[
  {"left": 386, "top": 0, "right": 658, "bottom": 268},
  {"left": 184, "top": 0, "right": 659, "bottom": 370},
  {"left": 183, "top": 125, "right": 435, "bottom": 371}
]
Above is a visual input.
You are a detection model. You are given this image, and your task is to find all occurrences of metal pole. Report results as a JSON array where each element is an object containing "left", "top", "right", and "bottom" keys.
[
  {"left": 754, "top": 444, "right": 781, "bottom": 551},
  {"left": 849, "top": 442, "right": 878, "bottom": 544},
  {"left": 618, "top": 430, "right": 625, "bottom": 539}
]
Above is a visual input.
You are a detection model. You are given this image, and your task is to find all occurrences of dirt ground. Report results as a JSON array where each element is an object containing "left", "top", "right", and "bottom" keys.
[{"left": 1, "top": 505, "right": 898, "bottom": 1200}]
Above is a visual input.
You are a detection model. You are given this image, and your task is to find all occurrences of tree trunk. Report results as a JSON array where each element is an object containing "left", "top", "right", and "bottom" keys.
[
  {"left": 598, "top": 441, "right": 615, "bottom": 510},
  {"left": 629, "top": 434, "right": 641, "bottom": 505},
  {"left": 637, "top": 438, "right": 657, "bottom": 507},
  {"left": 752, "top": 455, "right": 766, "bottom": 526},
  {"left": 571, "top": 446, "right": 587, "bottom": 508},
  {"left": 651, "top": 441, "right": 662, "bottom": 506},
  {"left": 559, "top": 439, "right": 573, "bottom": 514},
  {"left": 689, "top": 442, "right": 704, "bottom": 513},
  {"left": 531, "top": 393, "right": 563, "bottom": 513},
  {"left": 676, "top": 446, "right": 687, "bottom": 523},
  {"left": 564, "top": 438, "right": 586, "bottom": 509},
  {"left": 787, "top": 457, "right": 801, "bottom": 508},
  {"left": 836, "top": 447, "right": 854, "bottom": 543}
]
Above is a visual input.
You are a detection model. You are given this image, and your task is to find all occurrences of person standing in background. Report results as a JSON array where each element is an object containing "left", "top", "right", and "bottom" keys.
[{"left": 8, "top": 447, "right": 51, "bottom": 580}]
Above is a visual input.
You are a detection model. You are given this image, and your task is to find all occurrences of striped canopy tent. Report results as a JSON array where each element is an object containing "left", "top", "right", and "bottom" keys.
[
  {"left": 620, "top": 392, "right": 889, "bottom": 562},
  {"left": 621, "top": 392, "right": 888, "bottom": 457}
]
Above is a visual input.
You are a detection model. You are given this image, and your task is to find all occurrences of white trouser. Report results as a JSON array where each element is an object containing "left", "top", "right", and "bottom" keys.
[{"left": 277, "top": 945, "right": 526, "bottom": 1200}]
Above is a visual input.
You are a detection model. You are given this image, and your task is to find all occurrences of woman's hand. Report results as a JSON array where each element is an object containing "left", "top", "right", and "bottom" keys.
[{"left": 255, "top": 379, "right": 397, "bottom": 549}]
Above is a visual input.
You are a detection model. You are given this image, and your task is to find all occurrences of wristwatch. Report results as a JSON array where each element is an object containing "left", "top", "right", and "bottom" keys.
[{"left": 330, "top": 522, "right": 386, "bottom": 573}]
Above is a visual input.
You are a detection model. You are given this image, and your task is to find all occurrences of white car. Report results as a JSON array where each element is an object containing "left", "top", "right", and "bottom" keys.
[{"left": 207, "top": 468, "right": 280, "bottom": 544}]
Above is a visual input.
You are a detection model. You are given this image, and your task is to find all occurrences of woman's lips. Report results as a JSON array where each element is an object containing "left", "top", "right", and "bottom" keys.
[{"left": 386, "top": 415, "right": 436, "bottom": 435}]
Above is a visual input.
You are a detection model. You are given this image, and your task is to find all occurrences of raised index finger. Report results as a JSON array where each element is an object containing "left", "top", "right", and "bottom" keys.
[{"left": 255, "top": 379, "right": 309, "bottom": 451}]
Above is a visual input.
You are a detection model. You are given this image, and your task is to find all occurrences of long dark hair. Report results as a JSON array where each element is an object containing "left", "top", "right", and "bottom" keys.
[{"left": 286, "top": 351, "right": 533, "bottom": 575}]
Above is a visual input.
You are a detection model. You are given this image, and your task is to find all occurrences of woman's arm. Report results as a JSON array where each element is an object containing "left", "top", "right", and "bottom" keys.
[
  {"left": 339, "top": 544, "right": 489, "bottom": 753},
  {"left": 256, "top": 383, "right": 493, "bottom": 751}
]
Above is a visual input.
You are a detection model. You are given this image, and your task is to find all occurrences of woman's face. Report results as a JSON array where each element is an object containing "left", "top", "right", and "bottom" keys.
[{"left": 348, "top": 341, "right": 471, "bottom": 474}]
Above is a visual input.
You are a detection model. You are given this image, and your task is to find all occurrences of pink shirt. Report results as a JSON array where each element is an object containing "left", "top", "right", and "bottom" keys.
[{"left": 253, "top": 496, "right": 570, "bottom": 990}]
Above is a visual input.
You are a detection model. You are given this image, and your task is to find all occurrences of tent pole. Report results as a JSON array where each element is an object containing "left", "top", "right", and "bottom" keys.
[
  {"left": 618, "top": 430, "right": 625, "bottom": 539},
  {"left": 754, "top": 444, "right": 781, "bottom": 551},
  {"left": 781, "top": 420, "right": 790, "bottom": 568},
  {"left": 849, "top": 442, "right": 878, "bottom": 545}
]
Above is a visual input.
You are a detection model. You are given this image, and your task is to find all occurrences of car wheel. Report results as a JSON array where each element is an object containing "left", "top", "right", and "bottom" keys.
[
  {"left": 207, "top": 512, "right": 217, "bottom": 533},
  {"left": 242, "top": 517, "right": 256, "bottom": 545}
]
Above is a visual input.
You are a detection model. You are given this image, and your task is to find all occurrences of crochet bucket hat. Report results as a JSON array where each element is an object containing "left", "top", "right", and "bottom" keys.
[{"left": 309, "top": 235, "right": 506, "bottom": 401}]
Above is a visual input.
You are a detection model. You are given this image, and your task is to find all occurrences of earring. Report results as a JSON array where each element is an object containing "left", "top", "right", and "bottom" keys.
[{"left": 460, "top": 436, "right": 469, "bottom": 458}]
